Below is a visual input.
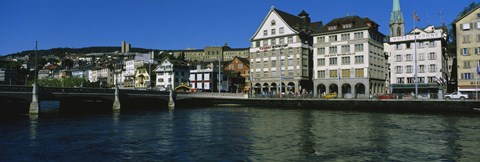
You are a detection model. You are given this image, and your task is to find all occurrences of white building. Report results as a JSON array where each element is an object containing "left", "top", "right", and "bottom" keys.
[
  {"left": 389, "top": 25, "right": 448, "bottom": 97},
  {"left": 189, "top": 63, "right": 226, "bottom": 92},
  {"left": 249, "top": 7, "right": 321, "bottom": 96},
  {"left": 154, "top": 59, "right": 190, "bottom": 91},
  {"left": 312, "top": 16, "right": 386, "bottom": 98}
]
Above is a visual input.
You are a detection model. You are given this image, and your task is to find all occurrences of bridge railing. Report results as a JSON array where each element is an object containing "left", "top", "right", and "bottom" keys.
[{"left": 177, "top": 92, "right": 248, "bottom": 99}]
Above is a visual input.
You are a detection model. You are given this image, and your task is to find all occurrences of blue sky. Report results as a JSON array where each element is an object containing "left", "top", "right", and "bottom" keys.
[{"left": 0, "top": 0, "right": 474, "bottom": 55}]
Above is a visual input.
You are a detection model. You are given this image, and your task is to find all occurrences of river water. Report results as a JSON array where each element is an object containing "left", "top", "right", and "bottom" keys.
[{"left": 1, "top": 107, "right": 479, "bottom": 161}]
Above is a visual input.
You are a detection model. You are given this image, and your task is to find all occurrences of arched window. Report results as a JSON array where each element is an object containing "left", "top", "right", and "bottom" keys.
[{"left": 396, "top": 27, "right": 402, "bottom": 36}]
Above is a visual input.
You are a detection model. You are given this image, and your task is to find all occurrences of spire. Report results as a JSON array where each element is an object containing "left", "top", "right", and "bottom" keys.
[
  {"left": 390, "top": 0, "right": 404, "bottom": 37},
  {"left": 390, "top": 0, "right": 404, "bottom": 24}
]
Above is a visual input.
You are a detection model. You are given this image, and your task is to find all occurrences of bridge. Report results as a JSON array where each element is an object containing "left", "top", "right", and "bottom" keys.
[{"left": 0, "top": 85, "right": 174, "bottom": 115}]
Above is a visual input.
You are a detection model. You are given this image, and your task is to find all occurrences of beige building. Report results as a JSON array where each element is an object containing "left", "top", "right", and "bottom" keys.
[
  {"left": 172, "top": 43, "right": 249, "bottom": 62},
  {"left": 250, "top": 7, "right": 321, "bottom": 96},
  {"left": 312, "top": 16, "right": 386, "bottom": 98},
  {"left": 454, "top": 5, "right": 480, "bottom": 94}
]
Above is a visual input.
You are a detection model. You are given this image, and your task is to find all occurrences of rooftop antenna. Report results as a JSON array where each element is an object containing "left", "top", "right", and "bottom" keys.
[{"left": 438, "top": 9, "right": 445, "bottom": 25}]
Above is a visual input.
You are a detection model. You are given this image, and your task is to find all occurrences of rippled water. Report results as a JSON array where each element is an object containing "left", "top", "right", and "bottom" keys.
[{"left": 1, "top": 107, "right": 479, "bottom": 161}]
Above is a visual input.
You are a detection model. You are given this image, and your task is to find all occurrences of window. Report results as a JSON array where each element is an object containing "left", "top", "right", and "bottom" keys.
[
  {"left": 318, "top": 48, "right": 325, "bottom": 54},
  {"left": 462, "top": 23, "right": 471, "bottom": 30},
  {"left": 317, "top": 70, "right": 325, "bottom": 78},
  {"left": 263, "top": 40, "right": 268, "bottom": 46},
  {"left": 396, "top": 77, "right": 405, "bottom": 84},
  {"left": 229, "top": 64, "right": 234, "bottom": 70},
  {"left": 463, "top": 48, "right": 469, "bottom": 55},
  {"left": 279, "top": 49, "right": 284, "bottom": 56},
  {"left": 238, "top": 64, "right": 243, "bottom": 69},
  {"left": 419, "top": 65, "right": 425, "bottom": 73},
  {"left": 263, "top": 71, "right": 268, "bottom": 77},
  {"left": 271, "top": 29, "right": 276, "bottom": 35},
  {"left": 279, "top": 37, "right": 284, "bottom": 45},
  {"left": 271, "top": 61, "right": 276, "bottom": 67},
  {"left": 464, "top": 35, "right": 471, "bottom": 43},
  {"left": 342, "top": 23, "right": 352, "bottom": 29},
  {"left": 341, "top": 56, "right": 350, "bottom": 65},
  {"left": 355, "top": 68, "right": 364, "bottom": 77},
  {"left": 341, "top": 34, "right": 350, "bottom": 41},
  {"left": 328, "top": 26, "right": 337, "bottom": 30},
  {"left": 329, "top": 46, "right": 338, "bottom": 54},
  {"left": 419, "top": 53, "right": 425, "bottom": 61},
  {"left": 429, "top": 64, "right": 436, "bottom": 72},
  {"left": 407, "top": 77, "right": 415, "bottom": 84},
  {"left": 395, "top": 66, "right": 403, "bottom": 74},
  {"left": 341, "top": 45, "right": 350, "bottom": 53},
  {"left": 279, "top": 27, "right": 284, "bottom": 34},
  {"left": 428, "top": 52, "right": 436, "bottom": 60},
  {"left": 255, "top": 41, "right": 260, "bottom": 47},
  {"left": 263, "top": 61, "right": 268, "bottom": 68},
  {"left": 395, "top": 55, "right": 402, "bottom": 62},
  {"left": 288, "top": 37, "right": 293, "bottom": 43},
  {"left": 462, "top": 73, "right": 472, "bottom": 79},
  {"left": 271, "top": 20, "right": 276, "bottom": 26},
  {"left": 354, "top": 32, "right": 364, "bottom": 39},
  {"left": 329, "top": 57, "right": 338, "bottom": 65},
  {"left": 406, "top": 54, "right": 412, "bottom": 61},
  {"left": 355, "top": 44, "right": 364, "bottom": 52},
  {"left": 417, "top": 42, "right": 425, "bottom": 48},
  {"left": 355, "top": 56, "right": 364, "bottom": 64},
  {"left": 342, "top": 69, "right": 350, "bottom": 78},
  {"left": 429, "top": 41, "right": 436, "bottom": 47},
  {"left": 476, "top": 47, "right": 480, "bottom": 54},
  {"left": 419, "top": 77, "right": 425, "bottom": 83},
  {"left": 406, "top": 43, "right": 411, "bottom": 49},
  {"left": 406, "top": 65, "right": 413, "bottom": 73},
  {"left": 271, "top": 71, "right": 276, "bottom": 77},
  {"left": 263, "top": 30, "right": 268, "bottom": 36},
  {"left": 329, "top": 70, "right": 338, "bottom": 78},
  {"left": 395, "top": 44, "right": 402, "bottom": 50},
  {"left": 288, "top": 59, "right": 293, "bottom": 66},
  {"left": 318, "top": 36, "right": 325, "bottom": 43},
  {"left": 329, "top": 35, "right": 337, "bottom": 42},
  {"left": 271, "top": 39, "right": 276, "bottom": 45},
  {"left": 317, "top": 58, "right": 325, "bottom": 66},
  {"left": 464, "top": 61, "right": 471, "bottom": 68}
]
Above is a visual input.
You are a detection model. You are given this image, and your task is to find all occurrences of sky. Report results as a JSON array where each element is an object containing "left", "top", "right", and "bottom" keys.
[{"left": 0, "top": 0, "right": 475, "bottom": 55}]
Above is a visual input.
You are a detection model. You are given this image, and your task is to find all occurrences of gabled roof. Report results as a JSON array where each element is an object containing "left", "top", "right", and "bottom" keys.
[
  {"left": 250, "top": 7, "right": 322, "bottom": 40},
  {"left": 315, "top": 16, "right": 378, "bottom": 34},
  {"left": 453, "top": 4, "right": 480, "bottom": 24}
]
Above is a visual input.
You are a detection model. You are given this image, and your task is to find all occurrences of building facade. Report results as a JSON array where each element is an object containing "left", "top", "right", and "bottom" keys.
[
  {"left": 313, "top": 16, "right": 386, "bottom": 98},
  {"left": 154, "top": 59, "right": 190, "bottom": 91},
  {"left": 172, "top": 44, "right": 250, "bottom": 62},
  {"left": 250, "top": 7, "right": 321, "bottom": 96},
  {"left": 454, "top": 5, "right": 480, "bottom": 95},
  {"left": 389, "top": 26, "right": 448, "bottom": 97}
]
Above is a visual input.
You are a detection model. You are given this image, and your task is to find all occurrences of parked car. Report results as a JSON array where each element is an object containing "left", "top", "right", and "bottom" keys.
[
  {"left": 376, "top": 94, "right": 398, "bottom": 99},
  {"left": 445, "top": 92, "right": 468, "bottom": 100},
  {"left": 323, "top": 92, "right": 337, "bottom": 99}
]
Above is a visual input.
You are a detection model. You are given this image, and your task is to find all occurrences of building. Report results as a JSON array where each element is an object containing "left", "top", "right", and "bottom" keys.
[
  {"left": 453, "top": 4, "right": 480, "bottom": 95},
  {"left": 250, "top": 7, "right": 322, "bottom": 96},
  {"left": 0, "top": 68, "right": 16, "bottom": 85},
  {"left": 154, "top": 59, "right": 190, "bottom": 91},
  {"left": 172, "top": 43, "right": 250, "bottom": 62},
  {"left": 389, "top": 25, "right": 448, "bottom": 98},
  {"left": 389, "top": 0, "right": 404, "bottom": 37},
  {"left": 189, "top": 62, "right": 226, "bottom": 92},
  {"left": 224, "top": 56, "right": 250, "bottom": 93},
  {"left": 134, "top": 65, "right": 156, "bottom": 89},
  {"left": 313, "top": 16, "right": 386, "bottom": 98}
]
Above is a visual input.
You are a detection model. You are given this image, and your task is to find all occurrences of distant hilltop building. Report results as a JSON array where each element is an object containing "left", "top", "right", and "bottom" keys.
[
  {"left": 121, "top": 41, "right": 131, "bottom": 53},
  {"left": 170, "top": 42, "right": 249, "bottom": 62}
]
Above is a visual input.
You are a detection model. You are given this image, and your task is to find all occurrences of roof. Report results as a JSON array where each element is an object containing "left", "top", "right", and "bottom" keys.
[
  {"left": 314, "top": 16, "right": 379, "bottom": 34},
  {"left": 251, "top": 7, "right": 322, "bottom": 40},
  {"left": 453, "top": 3, "right": 480, "bottom": 24}
]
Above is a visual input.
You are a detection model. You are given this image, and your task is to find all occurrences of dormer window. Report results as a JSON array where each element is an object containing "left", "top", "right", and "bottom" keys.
[
  {"left": 342, "top": 23, "right": 352, "bottom": 29},
  {"left": 271, "top": 20, "right": 276, "bottom": 26},
  {"left": 328, "top": 26, "right": 337, "bottom": 30}
]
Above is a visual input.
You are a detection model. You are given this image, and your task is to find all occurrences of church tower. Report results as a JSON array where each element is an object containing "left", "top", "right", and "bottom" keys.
[{"left": 389, "top": 0, "right": 404, "bottom": 37}]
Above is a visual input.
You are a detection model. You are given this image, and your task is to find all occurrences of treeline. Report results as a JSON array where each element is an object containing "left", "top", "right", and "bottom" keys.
[{"left": 3, "top": 46, "right": 163, "bottom": 58}]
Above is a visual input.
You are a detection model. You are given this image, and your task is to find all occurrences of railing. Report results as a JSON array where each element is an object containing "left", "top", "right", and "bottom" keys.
[{"left": 178, "top": 92, "right": 248, "bottom": 99}]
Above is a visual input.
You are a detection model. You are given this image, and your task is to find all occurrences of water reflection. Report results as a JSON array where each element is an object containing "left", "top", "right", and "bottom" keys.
[
  {"left": 1, "top": 107, "right": 480, "bottom": 161},
  {"left": 28, "top": 114, "right": 38, "bottom": 147}
]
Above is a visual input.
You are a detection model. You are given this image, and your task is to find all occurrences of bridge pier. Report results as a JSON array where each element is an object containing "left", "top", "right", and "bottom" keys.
[
  {"left": 29, "top": 84, "right": 39, "bottom": 114},
  {"left": 168, "top": 90, "right": 175, "bottom": 109},
  {"left": 113, "top": 86, "right": 121, "bottom": 111}
]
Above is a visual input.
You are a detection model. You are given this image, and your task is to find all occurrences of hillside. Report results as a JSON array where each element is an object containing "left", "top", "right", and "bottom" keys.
[{"left": 2, "top": 46, "right": 163, "bottom": 58}]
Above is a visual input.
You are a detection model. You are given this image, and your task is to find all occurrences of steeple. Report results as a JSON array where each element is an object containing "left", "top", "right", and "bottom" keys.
[{"left": 389, "top": 0, "right": 404, "bottom": 37}]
